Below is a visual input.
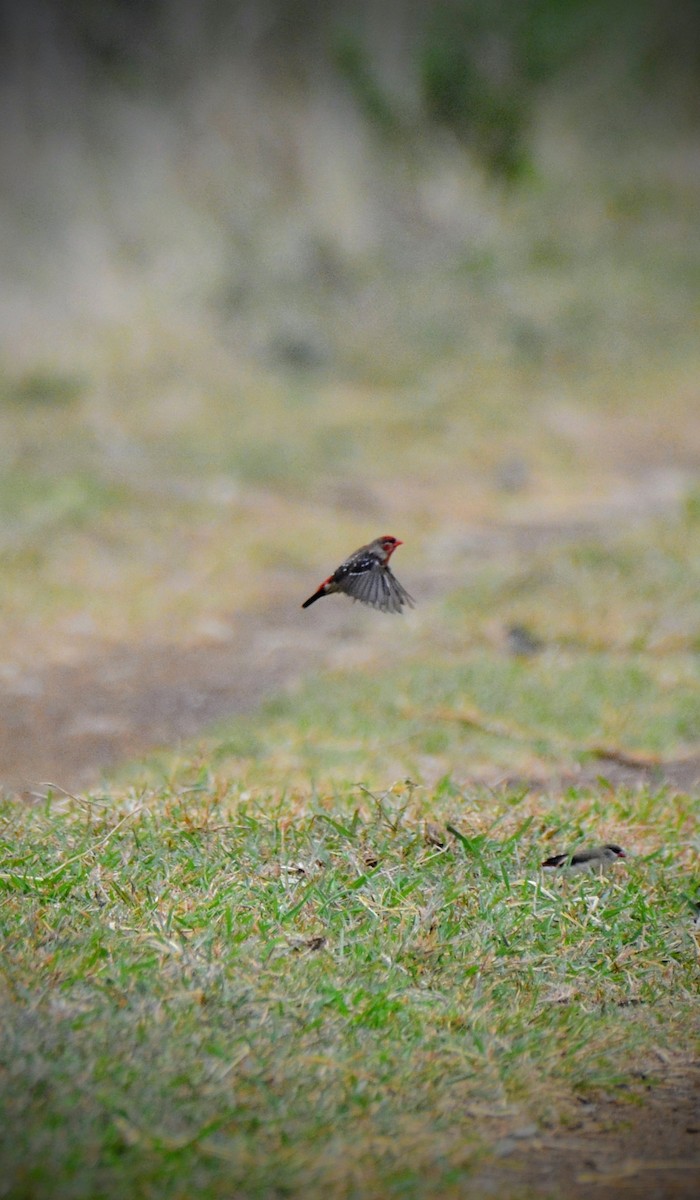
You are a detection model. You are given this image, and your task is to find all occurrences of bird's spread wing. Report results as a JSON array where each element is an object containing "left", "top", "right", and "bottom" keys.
[{"left": 338, "top": 563, "right": 414, "bottom": 614}]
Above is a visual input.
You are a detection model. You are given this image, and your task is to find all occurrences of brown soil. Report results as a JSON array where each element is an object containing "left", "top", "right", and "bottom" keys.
[
  {"left": 0, "top": 601, "right": 337, "bottom": 791},
  {"left": 473, "top": 1059, "right": 700, "bottom": 1199}
]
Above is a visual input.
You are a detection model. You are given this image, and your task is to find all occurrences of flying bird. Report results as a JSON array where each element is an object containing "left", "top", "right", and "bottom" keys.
[
  {"left": 541, "top": 843, "right": 627, "bottom": 873},
  {"left": 302, "top": 535, "right": 414, "bottom": 614}
]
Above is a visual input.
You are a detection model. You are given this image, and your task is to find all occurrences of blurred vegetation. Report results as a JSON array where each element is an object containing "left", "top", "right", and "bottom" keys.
[
  {"left": 5, "top": 2, "right": 699, "bottom": 175},
  {"left": 27, "top": 2, "right": 700, "bottom": 97},
  {"left": 0, "top": 0, "right": 698, "bottom": 650}
]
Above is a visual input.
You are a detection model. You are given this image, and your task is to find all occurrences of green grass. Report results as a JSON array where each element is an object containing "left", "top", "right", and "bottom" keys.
[
  {"left": 199, "top": 647, "right": 700, "bottom": 788},
  {"left": 1, "top": 780, "right": 697, "bottom": 1199}
]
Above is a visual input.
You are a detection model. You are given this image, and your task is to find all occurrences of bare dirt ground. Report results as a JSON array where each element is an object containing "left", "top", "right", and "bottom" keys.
[
  {"left": 475, "top": 1059, "right": 700, "bottom": 1199},
  {"left": 0, "top": 605, "right": 316, "bottom": 792}
]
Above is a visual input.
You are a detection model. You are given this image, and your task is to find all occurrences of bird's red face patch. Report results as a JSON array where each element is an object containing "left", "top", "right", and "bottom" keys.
[{"left": 381, "top": 536, "right": 402, "bottom": 556}]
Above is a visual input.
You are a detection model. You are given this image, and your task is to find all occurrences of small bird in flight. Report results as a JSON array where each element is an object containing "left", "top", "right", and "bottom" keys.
[
  {"left": 302, "top": 535, "right": 414, "bottom": 614},
  {"left": 541, "top": 843, "right": 627, "bottom": 873}
]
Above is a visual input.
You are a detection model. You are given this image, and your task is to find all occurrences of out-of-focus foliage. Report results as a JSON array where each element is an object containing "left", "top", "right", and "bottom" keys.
[{"left": 3, "top": 1, "right": 698, "bottom": 178}]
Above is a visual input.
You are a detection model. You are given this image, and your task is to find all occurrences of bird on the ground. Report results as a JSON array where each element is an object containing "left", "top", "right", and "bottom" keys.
[
  {"left": 302, "top": 535, "right": 414, "bottom": 614},
  {"left": 541, "top": 843, "right": 627, "bottom": 873}
]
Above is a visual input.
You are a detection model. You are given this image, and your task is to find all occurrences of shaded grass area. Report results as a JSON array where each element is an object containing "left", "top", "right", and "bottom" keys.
[{"left": 0, "top": 781, "right": 697, "bottom": 1199}]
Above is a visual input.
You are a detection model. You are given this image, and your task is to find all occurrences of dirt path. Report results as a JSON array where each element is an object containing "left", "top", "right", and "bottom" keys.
[
  {"left": 1, "top": 482, "right": 698, "bottom": 795},
  {"left": 0, "top": 602, "right": 338, "bottom": 791}
]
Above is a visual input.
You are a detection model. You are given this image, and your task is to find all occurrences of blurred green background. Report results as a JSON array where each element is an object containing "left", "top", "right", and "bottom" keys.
[{"left": 0, "top": 0, "right": 699, "bottom": 783}]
